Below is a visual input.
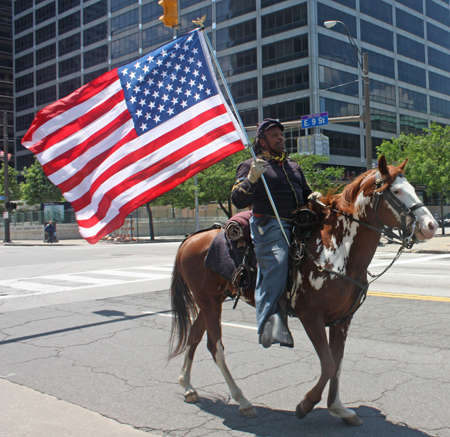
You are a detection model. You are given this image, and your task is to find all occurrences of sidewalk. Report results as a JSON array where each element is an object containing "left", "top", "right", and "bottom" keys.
[{"left": 0, "top": 236, "right": 184, "bottom": 246}]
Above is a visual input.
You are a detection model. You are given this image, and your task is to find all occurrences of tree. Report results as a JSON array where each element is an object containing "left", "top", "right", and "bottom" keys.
[
  {"left": 0, "top": 164, "right": 21, "bottom": 212},
  {"left": 21, "top": 158, "right": 64, "bottom": 205},
  {"left": 289, "top": 153, "right": 345, "bottom": 194},
  {"left": 377, "top": 122, "right": 450, "bottom": 233}
]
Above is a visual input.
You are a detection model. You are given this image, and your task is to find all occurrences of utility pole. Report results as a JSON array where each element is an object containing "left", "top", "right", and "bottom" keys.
[
  {"left": 363, "top": 53, "right": 373, "bottom": 170},
  {"left": 3, "top": 111, "right": 11, "bottom": 242}
]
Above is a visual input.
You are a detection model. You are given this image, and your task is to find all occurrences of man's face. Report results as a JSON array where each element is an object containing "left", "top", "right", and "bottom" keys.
[{"left": 260, "top": 126, "right": 285, "bottom": 156}]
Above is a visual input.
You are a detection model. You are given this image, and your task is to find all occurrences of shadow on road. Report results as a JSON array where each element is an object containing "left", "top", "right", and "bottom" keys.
[{"left": 192, "top": 399, "right": 433, "bottom": 437}]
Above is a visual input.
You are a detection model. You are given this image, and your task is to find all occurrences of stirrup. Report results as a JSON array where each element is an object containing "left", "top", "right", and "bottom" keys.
[{"left": 259, "top": 310, "right": 294, "bottom": 349}]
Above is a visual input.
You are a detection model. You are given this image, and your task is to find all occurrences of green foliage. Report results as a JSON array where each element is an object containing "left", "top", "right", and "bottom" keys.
[
  {"left": 21, "top": 158, "right": 64, "bottom": 205},
  {"left": 0, "top": 165, "right": 21, "bottom": 200},
  {"left": 289, "top": 153, "right": 345, "bottom": 194},
  {"left": 377, "top": 122, "right": 450, "bottom": 201}
]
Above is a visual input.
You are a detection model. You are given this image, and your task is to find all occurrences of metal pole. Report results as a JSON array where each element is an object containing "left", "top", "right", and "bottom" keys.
[
  {"left": 363, "top": 53, "right": 373, "bottom": 171},
  {"left": 199, "top": 27, "right": 290, "bottom": 245},
  {"left": 3, "top": 111, "right": 11, "bottom": 242},
  {"left": 194, "top": 175, "right": 199, "bottom": 231}
]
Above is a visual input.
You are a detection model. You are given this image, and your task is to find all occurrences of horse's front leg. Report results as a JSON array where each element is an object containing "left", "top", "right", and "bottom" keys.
[
  {"left": 205, "top": 296, "right": 257, "bottom": 418},
  {"left": 327, "top": 322, "right": 363, "bottom": 426},
  {"left": 296, "top": 316, "right": 335, "bottom": 419},
  {"left": 179, "top": 312, "right": 206, "bottom": 403}
]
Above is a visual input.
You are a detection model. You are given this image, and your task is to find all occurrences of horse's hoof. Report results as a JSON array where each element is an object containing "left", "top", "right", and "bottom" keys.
[
  {"left": 184, "top": 391, "right": 199, "bottom": 403},
  {"left": 295, "top": 403, "right": 307, "bottom": 419},
  {"left": 342, "top": 415, "right": 363, "bottom": 426},
  {"left": 240, "top": 406, "right": 258, "bottom": 418}
]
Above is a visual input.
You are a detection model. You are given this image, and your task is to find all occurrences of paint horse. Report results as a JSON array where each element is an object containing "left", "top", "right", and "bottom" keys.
[{"left": 169, "top": 156, "right": 438, "bottom": 425}]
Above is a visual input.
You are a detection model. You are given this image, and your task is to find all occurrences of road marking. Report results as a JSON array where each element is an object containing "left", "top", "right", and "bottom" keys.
[
  {"left": 133, "top": 266, "right": 174, "bottom": 272},
  {"left": 368, "top": 291, "right": 450, "bottom": 302},
  {"left": 370, "top": 253, "right": 450, "bottom": 268},
  {"left": 90, "top": 269, "right": 170, "bottom": 279},
  {"left": 0, "top": 280, "right": 71, "bottom": 293},
  {"left": 38, "top": 274, "right": 126, "bottom": 285}
]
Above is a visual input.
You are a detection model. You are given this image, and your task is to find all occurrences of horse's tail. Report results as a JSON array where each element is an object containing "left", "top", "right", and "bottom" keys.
[{"left": 169, "top": 245, "right": 199, "bottom": 360}]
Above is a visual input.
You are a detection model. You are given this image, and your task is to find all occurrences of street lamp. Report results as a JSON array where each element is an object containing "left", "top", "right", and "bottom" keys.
[{"left": 324, "top": 20, "right": 373, "bottom": 170}]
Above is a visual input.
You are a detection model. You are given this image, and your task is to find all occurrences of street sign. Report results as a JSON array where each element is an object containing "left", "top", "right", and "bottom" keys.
[{"left": 301, "top": 112, "right": 329, "bottom": 129}]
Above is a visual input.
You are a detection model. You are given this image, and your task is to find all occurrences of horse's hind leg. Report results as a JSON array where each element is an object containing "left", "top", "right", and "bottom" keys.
[
  {"left": 179, "top": 312, "right": 206, "bottom": 404},
  {"left": 296, "top": 316, "right": 335, "bottom": 419},
  {"left": 327, "top": 322, "right": 363, "bottom": 426}
]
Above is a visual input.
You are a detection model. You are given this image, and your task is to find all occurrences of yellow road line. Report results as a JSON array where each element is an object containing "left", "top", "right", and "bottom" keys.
[{"left": 368, "top": 291, "right": 450, "bottom": 302}]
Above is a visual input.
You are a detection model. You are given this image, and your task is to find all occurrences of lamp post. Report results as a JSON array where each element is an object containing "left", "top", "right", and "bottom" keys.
[{"left": 324, "top": 20, "right": 373, "bottom": 170}]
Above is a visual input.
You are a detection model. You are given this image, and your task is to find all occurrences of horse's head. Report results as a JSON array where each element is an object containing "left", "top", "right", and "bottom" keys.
[{"left": 374, "top": 155, "right": 438, "bottom": 242}]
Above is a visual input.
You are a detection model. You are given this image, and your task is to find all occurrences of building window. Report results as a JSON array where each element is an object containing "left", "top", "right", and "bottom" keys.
[
  {"left": 36, "top": 85, "right": 56, "bottom": 106},
  {"left": 371, "top": 108, "right": 397, "bottom": 133},
  {"left": 84, "top": 67, "right": 108, "bottom": 84},
  {"left": 429, "top": 71, "right": 450, "bottom": 96},
  {"left": 84, "top": 45, "right": 108, "bottom": 68},
  {"left": 261, "top": 3, "right": 307, "bottom": 38},
  {"left": 15, "top": 72, "right": 34, "bottom": 92},
  {"left": 363, "top": 49, "right": 395, "bottom": 78},
  {"left": 263, "top": 66, "right": 309, "bottom": 98},
  {"left": 36, "top": 64, "right": 56, "bottom": 85},
  {"left": 428, "top": 47, "right": 450, "bottom": 72},
  {"left": 263, "top": 97, "right": 309, "bottom": 122},
  {"left": 16, "top": 93, "right": 35, "bottom": 112},
  {"left": 397, "top": 34, "right": 425, "bottom": 63},
  {"left": 398, "top": 61, "right": 426, "bottom": 88},
  {"left": 58, "top": 0, "right": 80, "bottom": 14},
  {"left": 427, "top": 22, "right": 450, "bottom": 49},
  {"left": 84, "top": 23, "right": 107, "bottom": 47},
  {"left": 83, "top": 0, "right": 107, "bottom": 25},
  {"left": 17, "top": 153, "right": 36, "bottom": 170},
  {"left": 59, "top": 54, "right": 81, "bottom": 77},
  {"left": 320, "top": 97, "right": 359, "bottom": 127},
  {"left": 36, "top": 43, "right": 56, "bottom": 64},
  {"left": 15, "top": 0, "right": 33, "bottom": 15},
  {"left": 111, "top": 0, "right": 137, "bottom": 13},
  {"left": 36, "top": 23, "right": 56, "bottom": 45},
  {"left": 227, "top": 78, "right": 258, "bottom": 103},
  {"left": 35, "top": 2, "right": 55, "bottom": 25},
  {"left": 59, "top": 34, "right": 81, "bottom": 56},
  {"left": 426, "top": 0, "right": 450, "bottom": 27},
  {"left": 318, "top": 34, "right": 357, "bottom": 68},
  {"left": 15, "top": 33, "right": 33, "bottom": 53},
  {"left": 361, "top": 20, "right": 393, "bottom": 51},
  {"left": 360, "top": 0, "right": 392, "bottom": 24},
  {"left": 400, "top": 115, "right": 428, "bottom": 135},
  {"left": 263, "top": 34, "right": 308, "bottom": 67},
  {"left": 111, "top": 9, "right": 138, "bottom": 36},
  {"left": 218, "top": 48, "right": 257, "bottom": 77},
  {"left": 396, "top": 8, "right": 424, "bottom": 38},
  {"left": 180, "top": 6, "right": 212, "bottom": 33},
  {"left": 317, "top": 3, "right": 357, "bottom": 38},
  {"left": 216, "top": 18, "right": 256, "bottom": 50},
  {"left": 396, "top": 0, "right": 423, "bottom": 13},
  {"left": 142, "top": 25, "right": 173, "bottom": 48},
  {"left": 239, "top": 107, "right": 258, "bottom": 126},
  {"left": 319, "top": 66, "right": 358, "bottom": 97},
  {"left": 142, "top": 1, "right": 162, "bottom": 23},
  {"left": 216, "top": 0, "right": 256, "bottom": 24},
  {"left": 370, "top": 80, "right": 396, "bottom": 106},
  {"left": 111, "top": 33, "right": 139, "bottom": 59},
  {"left": 17, "top": 112, "right": 35, "bottom": 132},
  {"left": 430, "top": 95, "right": 450, "bottom": 118},
  {"left": 322, "top": 130, "right": 361, "bottom": 157},
  {"left": 14, "top": 13, "right": 33, "bottom": 34},
  {"left": 59, "top": 77, "right": 81, "bottom": 98},
  {"left": 15, "top": 53, "right": 34, "bottom": 73},
  {"left": 398, "top": 87, "right": 427, "bottom": 113},
  {"left": 58, "top": 11, "right": 81, "bottom": 36}
]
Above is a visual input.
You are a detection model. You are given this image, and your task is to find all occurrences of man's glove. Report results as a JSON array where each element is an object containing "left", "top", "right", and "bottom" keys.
[
  {"left": 308, "top": 191, "right": 326, "bottom": 207},
  {"left": 247, "top": 158, "right": 266, "bottom": 184}
]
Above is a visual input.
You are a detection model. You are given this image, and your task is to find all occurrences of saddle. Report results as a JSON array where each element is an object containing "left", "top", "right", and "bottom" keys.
[{"left": 204, "top": 208, "right": 319, "bottom": 310}]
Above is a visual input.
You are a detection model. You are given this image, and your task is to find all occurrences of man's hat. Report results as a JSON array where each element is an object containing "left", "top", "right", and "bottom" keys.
[{"left": 256, "top": 118, "right": 284, "bottom": 143}]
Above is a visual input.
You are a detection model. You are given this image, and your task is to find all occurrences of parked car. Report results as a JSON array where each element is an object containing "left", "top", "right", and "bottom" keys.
[{"left": 438, "top": 213, "right": 450, "bottom": 227}]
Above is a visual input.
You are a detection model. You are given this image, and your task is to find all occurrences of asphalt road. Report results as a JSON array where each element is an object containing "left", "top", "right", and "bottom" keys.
[{"left": 1, "top": 243, "right": 449, "bottom": 437}]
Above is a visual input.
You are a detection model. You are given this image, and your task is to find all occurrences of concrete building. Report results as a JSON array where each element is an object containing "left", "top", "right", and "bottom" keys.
[{"left": 12, "top": 0, "right": 450, "bottom": 182}]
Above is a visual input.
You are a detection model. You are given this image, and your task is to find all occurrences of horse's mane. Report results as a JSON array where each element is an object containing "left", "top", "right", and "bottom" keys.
[{"left": 320, "top": 165, "right": 405, "bottom": 216}]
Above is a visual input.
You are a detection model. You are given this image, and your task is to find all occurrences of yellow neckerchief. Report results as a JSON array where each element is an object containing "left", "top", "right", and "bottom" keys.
[{"left": 260, "top": 150, "right": 287, "bottom": 163}]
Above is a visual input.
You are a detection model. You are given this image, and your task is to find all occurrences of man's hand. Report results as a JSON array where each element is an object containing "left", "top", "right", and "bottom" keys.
[
  {"left": 247, "top": 158, "right": 266, "bottom": 184},
  {"left": 308, "top": 191, "right": 326, "bottom": 207}
]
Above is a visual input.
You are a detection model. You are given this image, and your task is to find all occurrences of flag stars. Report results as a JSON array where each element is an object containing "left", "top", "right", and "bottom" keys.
[
  {"left": 162, "top": 94, "right": 169, "bottom": 102},
  {"left": 198, "top": 83, "right": 204, "bottom": 91},
  {"left": 149, "top": 101, "right": 156, "bottom": 109},
  {"left": 197, "top": 60, "right": 202, "bottom": 68},
  {"left": 126, "top": 82, "right": 132, "bottom": 90},
  {"left": 147, "top": 78, "right": 154, "bottom": 86},
  {"left": 194, "top": 93, "right": 201, "bottom": 101},
  {"left": 174, "top": 64, "right": 181, "bottom": 71},
  {"left": 184, "top": 89, "right": 191, "bottom": 97},
  {"left": 171, "top": 97, "right": 178, "bottom": 105},
  {"left": 189, "top": 79, "right": 196, "bottom": 87},
  {"left": 161, "top": 49, "right": 168, "bottom": 57},
  {"left": 134, "top": 61, "right": 141, "bottom": 69},
  {"left": 206, "top": 89, "right": 211, "bottom": 95},
  {"left": 122, "top": 68, "right": 128, "bottom": 76},
  {"left": 175, "top": 87, "right": 183, "bottom": 94},
  {"left": 184, "top": 66, "right": 190, "bottom": 74},
  {"left": 152, "top": 91, "right": 159, "bottom": 98},
  {"left": 181, "top": 100, "right": 188, "bottom": 108},
  {"left": 201, "top": 75, "right": 207, "bottom": 82},
  {"left": 133, "top": 85, "right": 141, "bottom": 93},
  {"left": 158, "top": 104, "right": 165, "bottom": 113},
  {"left": 136, "top": 109, "right": 143, "bottom": 117},
  {"left": 192, "top": 48, "right": 198, "bottom": 54},
  {"left": 167, "top": 107, "right": 175, "bottom": 116},
  {"left": 161, "top": 71, "right": 168, "bottom": 78},
  {"left": 156, "top": 59, "right": 163, "bottom": 66},
  {"left": 145, "top": 112, "right": 152, "bottom": 120},
  {"left": 166, "top": 83, "right": 173, "bottom": 92},
  {"left": 180, "top": 77, "right": 187, "bottom": 84},
  {"left": 154, "top": 115, "right": 161, "bottom": 123},
  {"left": 129, "top": 71, "right": 136, "bottom": 80},
  {"left": 179, "top": 54, "right": 185, "bottom": 61},
  {"left": 170, "top": 74, "right": 177, "bottom": 82},
  {"left": 147, "top": 55, "right": 154, "bottom": 63},
  {"left": 165, "top": 61, "right": 172, "bottom": 68},
  {"left": 137, "top": 75, "right": 144, "bottom": 83},
  {"left": 130, "top": 96, "right": 137, "bottom": 104},
  {"left": 139, "top": 99, "right": 146, "bottom": 107},
  {"left": 188, "top": 57, "right": 195, "bottom": 64},
  {"left": 193, "top": 70, "right": 199, "bottom": 77},
  {"left": 143, "top": 65, "right": 150, "bottom": 74},
  {"left": 157, "top": 81, "right": 164, "bottom": 88},
  {"left": 140, "top": 123, "right": 148, "bottom": 131},
  {"left": 144, "top": 88, "right": 150, "bottom": 96}
]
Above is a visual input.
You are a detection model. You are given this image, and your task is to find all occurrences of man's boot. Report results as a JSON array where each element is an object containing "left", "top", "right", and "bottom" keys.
[{"left": 259, "top": 307, "right": 293, "bottom": 348}]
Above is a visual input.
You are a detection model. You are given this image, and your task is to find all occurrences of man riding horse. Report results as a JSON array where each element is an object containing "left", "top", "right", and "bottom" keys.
[{"left": 231, "top": 118, "right": 312, "bottom": 349}]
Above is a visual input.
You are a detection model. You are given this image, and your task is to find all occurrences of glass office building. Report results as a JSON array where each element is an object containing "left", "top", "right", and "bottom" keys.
[{"left": 13, "top": 0, "right": 450, "bottom": 174}]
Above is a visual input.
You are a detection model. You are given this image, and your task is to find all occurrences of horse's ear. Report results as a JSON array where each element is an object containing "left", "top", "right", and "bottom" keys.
[
  {"left": 378, "top": 155, "right": 388, "bottom": 176},
  {"left": 398, "top": 158, "right": 408, "bottom": 172}
]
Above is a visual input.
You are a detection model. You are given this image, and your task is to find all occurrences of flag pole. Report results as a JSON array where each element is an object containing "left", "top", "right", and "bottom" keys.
[{"left": 196, "top": 19, "right": 290, "bottom": 246}]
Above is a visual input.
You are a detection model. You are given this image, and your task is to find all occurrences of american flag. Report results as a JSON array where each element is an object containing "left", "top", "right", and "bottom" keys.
[
  {"left": 22, "top": 29, "right": 247, "bottom": 244},
  {"left": 0, "top": 150, "right": 12, "bottom": 161}
]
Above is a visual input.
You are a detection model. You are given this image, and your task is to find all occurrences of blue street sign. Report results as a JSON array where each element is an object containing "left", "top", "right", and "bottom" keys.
[{"left": 301, "top": 112, "right": 329, "bottom": 129}]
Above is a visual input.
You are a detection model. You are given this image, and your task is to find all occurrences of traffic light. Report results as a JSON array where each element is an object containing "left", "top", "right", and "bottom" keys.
[
  {"left": 5, "top": 202, "right": 17, "bottom": 210},
  {"left": 158, "top": 0, "right": 178, "bottom": 28}
]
